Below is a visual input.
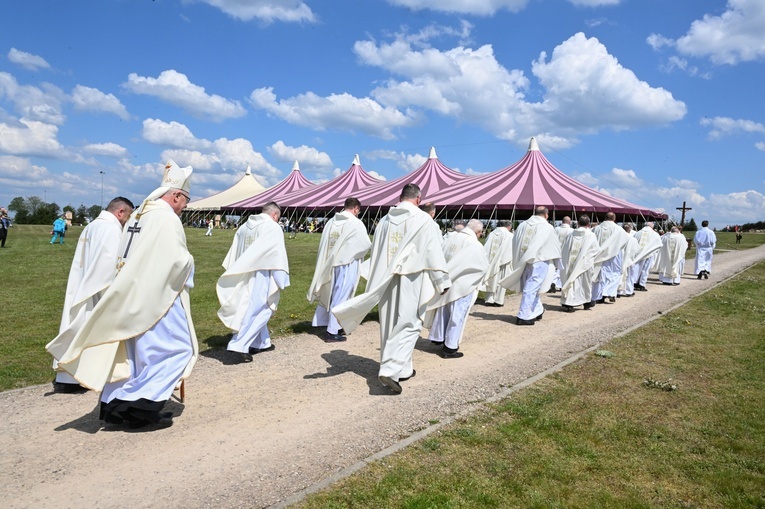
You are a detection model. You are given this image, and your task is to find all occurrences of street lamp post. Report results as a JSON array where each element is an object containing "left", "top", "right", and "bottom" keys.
[{"left": 99, "top": 171, "right": 105, "bottom": 209}]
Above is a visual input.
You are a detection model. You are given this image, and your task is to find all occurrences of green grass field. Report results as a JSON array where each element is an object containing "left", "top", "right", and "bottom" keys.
[{"left": 298, "top": 262, "right": 765, "bottom": 509}]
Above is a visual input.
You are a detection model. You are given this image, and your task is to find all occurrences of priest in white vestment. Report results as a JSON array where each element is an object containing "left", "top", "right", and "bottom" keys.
[
  {"left": 442, "top": 219, "right": 465, "bottom": 244},
  {"left": 657, "top": 227, "right": 688, "bottom": 284},
  {"left": 617, "top": 233, "right": 641, "bottom": 298},
  {"left": 632, "top": 222, "right": 662, "bottom": 291},
  {"left": 332, "top": 184, "right": 451, "bottom": 394},
  {"left": 693, "top": 220, "right": 717, "bottom": 279},
  {"left": 559, "top": 215, "right": 600, "bottom": 312},
  {"left": 217, "top": 202, "right": 290, "bottom": 359},
  {"left": 426, "top": 220, "right": 488, "bottom": 358},
  {"left": 551, "top": 216, "right": 573, "bottom": 292},
  {"left": 47, "top": 161, "right": 199, "bottom": 429},
  {"left": 591, "top": 212, "right": 631, "bottom": 304},
  {"left": 307, "top": 198, "right": 371, "bottom": 342},
  {"left": 499, "top": 206, "right": 560, "bottom": 326},
  {"left": 51, "top": 197, "right": 134, "bottom": 392},
  {"left": 481, "top": 219, "right": 513, "bottom": 307}
]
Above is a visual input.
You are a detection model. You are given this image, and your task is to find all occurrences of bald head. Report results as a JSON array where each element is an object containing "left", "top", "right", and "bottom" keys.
[
  {"left": 562, "top": 216, "right": 571, "bottom": 224},
  {"left": 466, "top": 219, "right": 484, "bottom": 237},
  {"left": 605, "top": 212, "right": 616, "bottom": 221}
]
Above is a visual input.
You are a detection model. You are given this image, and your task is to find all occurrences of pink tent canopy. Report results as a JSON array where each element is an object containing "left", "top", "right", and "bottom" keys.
[
  {"left": 427, "top": 138, "right": 666, "bottom": 219},
  {"left": 227, "top": 161, "right": 314, "bottom": 210},
  {"left": 350, "top": 147, "right": 468, "bottom": 209},
  {"left": 275, "top": 155, "right": 383, "bottom": 210}
]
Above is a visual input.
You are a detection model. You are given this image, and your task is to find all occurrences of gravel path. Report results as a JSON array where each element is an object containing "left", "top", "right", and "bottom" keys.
[{"left": 2, "top": 246, "right": 763, "bottom": 509}]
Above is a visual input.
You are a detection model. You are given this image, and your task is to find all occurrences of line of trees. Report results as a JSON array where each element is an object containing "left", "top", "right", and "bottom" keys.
[{"left": 7, "top": 196, "right": 102, "bottom": 225}]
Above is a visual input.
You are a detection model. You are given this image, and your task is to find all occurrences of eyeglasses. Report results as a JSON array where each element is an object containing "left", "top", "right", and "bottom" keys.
[{"left": 177, "top": 192, "right": 190, "bottom": 203}]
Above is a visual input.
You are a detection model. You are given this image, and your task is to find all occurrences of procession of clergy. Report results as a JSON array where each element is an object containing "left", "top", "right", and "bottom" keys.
[{"left": 46, "top": 161, "right": 717, "bottom": 428}]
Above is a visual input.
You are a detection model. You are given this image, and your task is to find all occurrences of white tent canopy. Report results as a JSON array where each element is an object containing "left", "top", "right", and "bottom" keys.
[{"left": 186, "top": 166, "right": 267, "bottom": 211}]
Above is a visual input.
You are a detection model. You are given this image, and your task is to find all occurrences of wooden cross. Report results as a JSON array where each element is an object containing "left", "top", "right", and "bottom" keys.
[{"left": 676, "top": 201, "right": 692, "bottom": 226}]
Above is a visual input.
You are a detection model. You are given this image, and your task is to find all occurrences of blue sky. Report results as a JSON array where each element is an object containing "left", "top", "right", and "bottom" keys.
[{"left": 1, "top": 0, "right": 763, "bottom": 227}]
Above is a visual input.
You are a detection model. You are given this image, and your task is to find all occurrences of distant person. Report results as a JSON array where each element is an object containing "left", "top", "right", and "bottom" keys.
[
  {"left": 48, "top": 160, "right": 198, "bottom": 429},
  {"left": 617, "top": 227, "right": 641, "bottom": 298},
  {"left": 333, "top": 183, "right": 450, "bottom": 394},
  {"left": 559, "top": 215, "right": 599, "bottom": 312},
  {"left": 735, "top": 229, "right": 742, "bottom": 244},
  {"left": 0, "top": 208, "right": 10, "bottom": 248},
  {"left": 442, "top": 218, "right": 465, "bottom": 243},
  {"left": 499, "top": 206, "right": 560, "bottom": 326},
  {"left": 657, "top": 226, "right": 688, "bottom": 285},
  {"left": 205, "top": 219, "right": 213, "bottom": 237},
  {"left": 693, "top": 220, "right": 717, "bottom": 280},
  {"left": 307, "top": 198, "right": 371, "bottom": 342},
  {"left": 481, "top": 219, "right": 513, "bottom": 307},
  {"left": 217, "top": 202, "right": 290, "bottom": 361},
  {"left": 426, "top": 219, "right": 488, "bottom": 358},
  {"left": 51, "top": 215, "right": 67, "bottom": 244},
  {"left": 51, "top": 197, "right": 135, "bottom": 393}
]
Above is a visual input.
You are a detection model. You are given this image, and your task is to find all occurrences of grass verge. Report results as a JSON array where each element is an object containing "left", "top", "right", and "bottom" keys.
[{"left": 297, "top": 262, "right": 765, "bottom": 509}]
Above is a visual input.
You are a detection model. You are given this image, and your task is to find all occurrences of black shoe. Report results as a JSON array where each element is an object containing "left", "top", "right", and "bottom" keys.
[
  {"left": 662, "top": 282, "right": 673, "bottom": 286},
  {"left": 441, "top": 350, "right": 464, "bottom": 359},
  {"left": 596, "top": 298, "right": 606, "bottom": 304},
  {"left": 635, "top": 285, "right": 647, "bottom": 292},
  {"left": 673, "top": 282, "right": 680, "bottom": 286},
  {"left": 52, "top": 381, "right": 89, "bottom": 394},
  {"left": 229, "top": 351, "right": 253, "bottom": 363},
  {"left": 337, "top": 329, "right": 346, "bottom": 336},
  {"left": 608, "top": 296, "right": 616, "bottom": 303},
  {"left": 324, "top": 332, "right": 347, "bottom": 343},
  {"left": 697, "top": 273, "right": 703, "bottom": 280},
  {"left": 516, "top": 318, "right": 535, "bottom": 326},
  {"left": 430, "top": 339, "right": 444, "bottom": 345},
  {"left": 562, "top": 305, "right": 575, "bottom": 313},
  {"left": 704, "top": 272, "right": 709, "bottom": 279},
  {"left": 625, "top": 293, "right": 634, "bottom": 297},
  {"left": 547, "top": 284, "right": 556, "bottom": 294},
  {"left": 399, "top": 369, "right": 416, "bottom": 382},
  {"left": 583, "top": 302, "right": 594, "bottom": 310},
  {"left": 378, "top": 375, "right": 402, "bottom": 394},
  {"left": 248, "top": 344, "right": 276, "bottom": 355},
  {"left": 535, "top": 311, "right": 544, "bottom": 321}
]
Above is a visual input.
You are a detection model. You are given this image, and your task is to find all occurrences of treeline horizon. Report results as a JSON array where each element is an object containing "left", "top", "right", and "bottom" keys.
[{"left": 5, "top": 196, "right": 102, "bottom": 225}]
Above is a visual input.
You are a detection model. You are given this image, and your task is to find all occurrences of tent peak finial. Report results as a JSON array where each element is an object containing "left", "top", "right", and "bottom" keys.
[
  {"left": 292, "top": 160, "right": 300, "bottom": 171},
  {"left": 428, "top": 147, "right": 437, "bottom": 159},
  {"left": 528, "top": 137, "right": 540, "bottom": 151},
  {"left": 245, "top": 165, "right": 252, "bottom": 175},
  {"left": 352, "top": 154, "right": 360, "bottom": 166}
]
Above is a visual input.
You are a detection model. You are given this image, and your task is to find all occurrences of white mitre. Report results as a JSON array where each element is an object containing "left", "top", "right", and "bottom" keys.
[{"left": 136, "top": 160, "right": 193, "bottom": 214}]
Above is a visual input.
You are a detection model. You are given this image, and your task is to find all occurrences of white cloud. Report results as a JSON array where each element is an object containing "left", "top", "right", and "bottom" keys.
[
  {"left": 573, "top": 172, "right": 599, "bottom": 186},
  {"left": 71, "top": 85, "right": 131, "bottom": 120},
  {"left": 706, "top": 190, "right": 765, "bottom": 222},
  {"left": 267, "top": 141, "right": 333, "bottom": 168},
  {"left": 0, "top": 72, "right": 66, "bottom": 125},
  {"left": 367, "top": 170, "right": 387, "bottom": 181},
  {"left": 568, "top": 0, "right": 620, "bottom": 5},
  {"left": 142, "top": 118, "right": 212, "bottom": 150},
  {"left": 667, "top": 177, "right": 701, "bottom": 188},
  {"left": 386, "top": 0, "right": 528, "bottom": 15},
  {"left": 651, "top": 0, "right": 765, "bottom": 65},
  {"left": 0, "top": 118, "right": 66, "bottom": 157},
  {"left": 0, "top": 155, "right": 48, "bottom": 178},
  {"left": 7, "top": 48, "right": 51, "bottom": 71},
  {"left": 82, "top": 142, "right": 128, "bottom": 158},
  {"left": 607, "top": 167, "right": 642, "bottom": 188},
  {"left": 250, "top": 87, "right": 418, "bottom": 140},
  {"left": 123, "top": 70, "right": 246, "bottom": 121},
  {"left": 364, "top": 149, "right": 427, "bottom": 172},
  {"left": 186, "top": 0, "right": 316, "bottom": 23},
  {"left": 700, "top": 116, "right": 765, "bottom": 140},
  {"left": 756, "top": 142, "right": 765, "bottom": 151}
]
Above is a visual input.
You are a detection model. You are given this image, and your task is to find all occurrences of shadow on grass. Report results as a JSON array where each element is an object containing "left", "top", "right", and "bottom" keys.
[{"left": 304, "top": 349, "right": 395, "bottom": 396}]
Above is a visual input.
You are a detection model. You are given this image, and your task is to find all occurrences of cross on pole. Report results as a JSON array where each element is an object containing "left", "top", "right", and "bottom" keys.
[{"left": 676, "top": 201, "right": 692, "bottom": 227}]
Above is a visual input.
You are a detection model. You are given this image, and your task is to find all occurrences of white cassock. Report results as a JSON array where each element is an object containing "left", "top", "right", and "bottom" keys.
[
  {"left": 481, "top": 227, "right": 513, "bottom": 305},
  {"left": 499, "top": 215, "right": 561, "bottom": 321},
  {"left": 307, "top": 210, "right": 371, "bottom": 335},
  {"left": 693, "top": 227, "right": 717, "bottom": 275},
  {"left": 559, "top": 227, "right": 600, "bottom": 307},
  {"left": 617, "top": 236, "right": 641, "bottom": 296},
  {"left": 47, "top": 199, "right": 198, "bottom": 423},
  {"left": 657, "top": 232, "right": 688, "bottom": 284},
  {"left": 333, "top": 201, "right": 450, "bottom": 382},
  {"left": 552, "top": 224, "right": 573, "bottom": 290},
  {"left": 53, "top": 210, "right": 122, "bottom": 385},
  {"left": 425, "top": 229, "right": 488, "bottom": 350},
  {"left": 632, "top": 226, "right": 663, "bottom": 287},
  {"left": 217, "top": 213, "right": 290, "bottom": 353},
  {"left": 591, "top": 221, "right": 630, "bottom": 300}
]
